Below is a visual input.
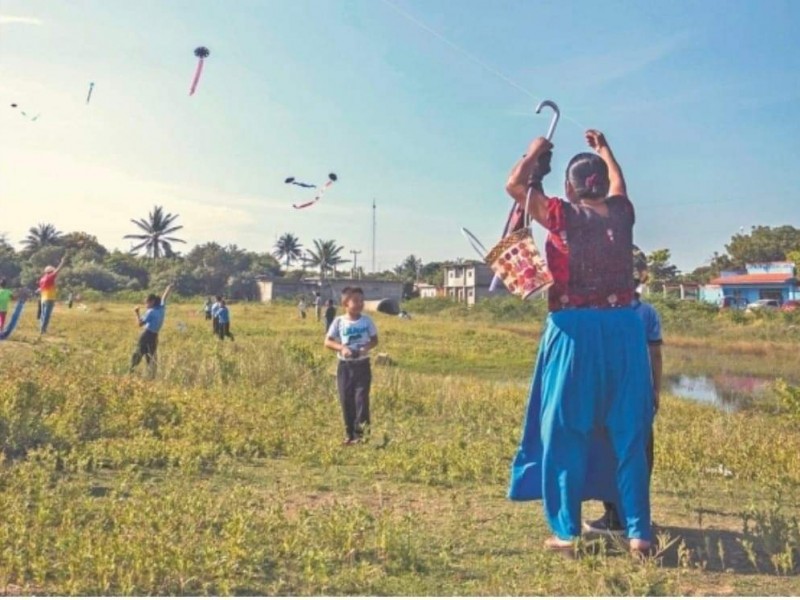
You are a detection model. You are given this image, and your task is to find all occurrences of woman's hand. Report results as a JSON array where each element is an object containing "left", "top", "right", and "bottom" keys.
[
  {"left": 585, "top": 130, "right": 608, "bottom": 152},
  {"left": 525, "top": 136, "right": 553, "bottom": 159}
]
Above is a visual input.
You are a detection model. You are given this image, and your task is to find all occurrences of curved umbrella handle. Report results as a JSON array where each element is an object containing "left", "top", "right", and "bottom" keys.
[
  {"left": 535, "top": 99, "right": 560, "bottom": 141},
  {"left": 460, "top": 228, "right": 489, "bottom": 260}
]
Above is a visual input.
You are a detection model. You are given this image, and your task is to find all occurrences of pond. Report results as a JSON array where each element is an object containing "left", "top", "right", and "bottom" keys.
[{"left": 667, "top": 374, "right": 773, "bottom": 413}]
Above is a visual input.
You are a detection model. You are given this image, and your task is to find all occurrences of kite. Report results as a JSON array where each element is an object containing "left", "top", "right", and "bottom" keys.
[
  {"left": 287, "top": 173, "right": 338, "bottom": 209},
  {"left": 86, "top": 82, "right": 94, "bottom": 104},
  {"left": 284, "top": 177, "right": 317, "bottom": 189},
  {"left": 0, "top": 300, "right": 26, "bottom": 341},
  {"left": 189, "top": 46, "right": 210, "bottom": 96},
  {"left": 10, "top": 103, "right": 39, "bottom": 121}
]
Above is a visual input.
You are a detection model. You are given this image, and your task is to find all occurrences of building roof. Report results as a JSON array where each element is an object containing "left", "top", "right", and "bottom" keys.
[{"left": 709, "top": 273, "right": 797, "bottom": 286}]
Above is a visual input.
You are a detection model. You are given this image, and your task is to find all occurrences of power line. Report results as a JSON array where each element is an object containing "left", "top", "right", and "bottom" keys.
[{"left": 378, "top": 0, "right": 586, "bottom": 131}]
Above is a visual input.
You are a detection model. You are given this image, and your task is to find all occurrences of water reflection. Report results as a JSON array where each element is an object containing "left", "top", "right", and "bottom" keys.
[{"left": 667, "top": 374, "right": 772, "bottom": 412}]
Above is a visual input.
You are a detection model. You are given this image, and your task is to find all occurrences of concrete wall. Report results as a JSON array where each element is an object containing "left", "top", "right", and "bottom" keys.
[{"left": 257, "top": 278, "right": 403, "bottom": 303}]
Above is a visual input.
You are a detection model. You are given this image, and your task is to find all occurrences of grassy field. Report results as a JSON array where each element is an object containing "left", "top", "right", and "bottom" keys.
[{"left": 0, "top": 298, "right": 798, "bottom": 595}]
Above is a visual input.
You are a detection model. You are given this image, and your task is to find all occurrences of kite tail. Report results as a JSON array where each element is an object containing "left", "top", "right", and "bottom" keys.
[
  {"left": 0, "top": 301, "right": 25, "bottom": 341},
  {"left": 292, "top": 180, "right": 335, "bottom": 210},
  {"left": 189, "top": 58, "right": 205, "bottom": 95}
]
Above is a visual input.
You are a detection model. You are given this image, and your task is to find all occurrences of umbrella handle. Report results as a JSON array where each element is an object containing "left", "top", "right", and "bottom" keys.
[{"left": 535, "top": 99, "right": 560, "bottom": 141}]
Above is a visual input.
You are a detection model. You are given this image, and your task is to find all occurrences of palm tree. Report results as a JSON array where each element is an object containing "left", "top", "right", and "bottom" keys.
[
  {"left": 273, "top": 233, "right": 303, "bottom": 268},
  {"left": 124, "top": 206, "right": 186, "bottom": 259},
  {"left": 305, "top": 239, "right": 349, "bottom": 278},
  {"left": 21, "top": 223, "right": 63, "bottom": 253}
]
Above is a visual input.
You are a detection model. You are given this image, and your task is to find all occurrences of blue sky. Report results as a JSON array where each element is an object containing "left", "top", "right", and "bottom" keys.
[{"left": 2, "top": 0, "right": 799, "bottom": 272}]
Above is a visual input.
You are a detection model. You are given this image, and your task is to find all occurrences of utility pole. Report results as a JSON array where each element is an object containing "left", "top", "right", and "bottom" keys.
[
  {"left": 350, "top": 250, "right": 362, "bottom": 279},
  {"left": 371, "top": 199, "right": 376, "bottom": 274}
]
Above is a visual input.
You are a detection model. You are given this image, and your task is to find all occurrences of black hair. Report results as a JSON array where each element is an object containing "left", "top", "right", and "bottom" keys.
[
  {"left": 215, "top": 295, "right": 222, "bottom": 301},
  {"left": 566, "top": 153, "right": 609, "bottom": 199},
  {"left": 0, "top": 278, "right": 6, "bottom": 287},
  {"left": 340, "top": 286, "right": 364, "bottom": 303},
  {"left": 146, "top": 294, "right": 161, "bottom": 306},
  {"left": 632, "top": 244, "right": 648, "bottom": 285}
]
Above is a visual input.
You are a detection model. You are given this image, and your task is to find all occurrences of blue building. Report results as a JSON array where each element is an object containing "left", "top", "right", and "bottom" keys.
[{"left": 700, "top": 262, "right": 798, "bottom": 307}]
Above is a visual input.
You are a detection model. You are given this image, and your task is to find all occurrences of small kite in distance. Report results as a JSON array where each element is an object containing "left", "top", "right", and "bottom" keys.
[
  {"left": 86, "top": 82, "right": 94, "bottom": 104},
  {"left": 189, "top": 46, "right": 210, "bottom": 96},
  {"left": 10, "top": 103, "right": 40, "bottom": 121},
  {"left": 288, "top": 173, "right": 338, "bottom": 209}
]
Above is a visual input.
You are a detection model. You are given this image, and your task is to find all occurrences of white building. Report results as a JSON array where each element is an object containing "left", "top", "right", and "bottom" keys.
[
  {"left": 443, "top": 263, "right": 509, "bottom": 305},
  {"left": 415, "top": 283, "right": 440, "bottom": 299}
]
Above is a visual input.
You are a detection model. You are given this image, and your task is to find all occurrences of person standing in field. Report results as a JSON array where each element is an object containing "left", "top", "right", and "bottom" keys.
[
  {"left": 38, "top": 253, "right": 69, "bottom": 335},
  {"left": 314, "top": 291, "right": 323, "bottom": 321},
  {"left": 324, "top": 298, "right": 336, "bottom": 332},
  {"left": 324, "top": 287, "right": 378, "bottom": 445},
  {"left": 130, "top": 283, "right": 173, "bottom": 376},
  {"left": 203, "top": 297, "right": 213, "bottom": 321},
  {"left": 297, "top": 296, "right": 307, "bottom": 320},
  {"left": 506, "top": 130, "right": 654, "bottom": 555},
  {"left": 211, "top": 295, "right": 222, "bottom": 336},
  {"left": 585, "top": 266, "right": 663, "bottom": 534},
  {"left": 214, "top": 299, "right": 235, "bottom": 341},
  {"left": 0, "top": 279, "right": 12, "bottom": 331}
]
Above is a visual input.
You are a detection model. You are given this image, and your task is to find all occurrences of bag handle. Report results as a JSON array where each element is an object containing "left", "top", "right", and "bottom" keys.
[{"left": 460, "top": 227, "right": 489, "bottom": 260}]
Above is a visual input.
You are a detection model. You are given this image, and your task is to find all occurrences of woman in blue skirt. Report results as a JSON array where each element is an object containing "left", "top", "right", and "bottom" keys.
[{"left": 505, "top": 130, "right": 654, "bottom": 554}]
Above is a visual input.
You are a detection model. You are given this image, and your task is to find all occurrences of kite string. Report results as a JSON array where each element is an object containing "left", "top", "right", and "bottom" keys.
[{"left": 378, "top": 0, "right": 587, "bottom": 130}]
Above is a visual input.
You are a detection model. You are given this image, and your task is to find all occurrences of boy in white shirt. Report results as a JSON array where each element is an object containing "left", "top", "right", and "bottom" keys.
[{"left": 324, "top": 287, "right": 379, "bottom": 444}]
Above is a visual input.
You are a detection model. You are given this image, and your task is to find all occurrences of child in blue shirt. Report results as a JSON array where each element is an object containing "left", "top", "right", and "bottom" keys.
[
  {"left": 324, "top": 287, "right": 379, "bottom": 445},
  {"left": 584, "top": 277, "right": 663, "bottom": 535},
  {"left": 214, "top": 299, "right": 235, "bottom": 341},
  {"left": 130, "top": 283, "right": 172, "bottom": 375}
]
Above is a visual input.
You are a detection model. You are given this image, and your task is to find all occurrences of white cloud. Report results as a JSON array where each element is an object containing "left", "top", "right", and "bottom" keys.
[
  {"left": 0, "top": 15, "right": 42, "bottom": 26},
  {"left": 0, "top": 150, "right": 285, "bottom": 253}
]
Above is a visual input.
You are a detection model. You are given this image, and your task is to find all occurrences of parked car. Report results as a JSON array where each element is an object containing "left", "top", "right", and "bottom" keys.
[
  {"left": 745, "top": 299, "right": 780, "bottom": 312},
  {"left": 720, "top": 296, "right": 747, "bottom": 310},
  {"left": 781, "top": 300, "right": 800, "bottom": 312}
]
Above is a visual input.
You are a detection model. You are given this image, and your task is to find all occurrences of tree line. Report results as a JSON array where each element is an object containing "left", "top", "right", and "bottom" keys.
[{"left": 2, "top": 205, "right": 797, "bottom": 298}]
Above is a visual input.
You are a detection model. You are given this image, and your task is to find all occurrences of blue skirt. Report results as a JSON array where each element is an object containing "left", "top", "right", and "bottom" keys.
[{"left": 508, "top": 307, "right": 654, "bottom": 540}]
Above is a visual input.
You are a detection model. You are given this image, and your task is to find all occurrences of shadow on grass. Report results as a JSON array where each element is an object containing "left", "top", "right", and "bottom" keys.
[
  {"left": 652, "top": 523, "right": 798, "bottom": 576},
  {"left": 580, "top": 523, "right": 798, "bottom": 577}
]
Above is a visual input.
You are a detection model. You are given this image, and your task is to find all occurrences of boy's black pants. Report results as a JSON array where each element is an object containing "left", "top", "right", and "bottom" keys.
[
  {"left": 217, "top": 322, "right": 234, "bottom": 340},
  {"left": 131, "top": 330, "right": 159, "bottom": 373},
  {"left": 336, "top": 359, "right": 371, "bottom": 440}
]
